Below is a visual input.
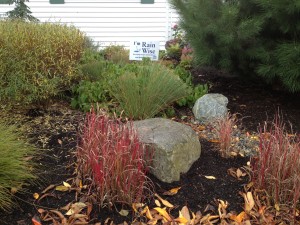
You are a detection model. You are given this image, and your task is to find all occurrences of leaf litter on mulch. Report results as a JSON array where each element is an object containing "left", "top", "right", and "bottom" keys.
[{"left": 0, "top": 69, "right": 299, "bottom": 224}]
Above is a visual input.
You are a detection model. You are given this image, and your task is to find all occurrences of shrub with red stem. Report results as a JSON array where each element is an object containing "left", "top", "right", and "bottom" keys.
[
  {"left": 251, "top": 114, "right": 300, "bottom": 220},
  {"left": 214, "top": 112, "right": 237, "bottom": 158},
  {"left": 76, "top": 109, "right": 153, "bottom": 207}
]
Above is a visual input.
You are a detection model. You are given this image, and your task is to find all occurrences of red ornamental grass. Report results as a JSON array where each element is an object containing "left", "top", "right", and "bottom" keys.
[
  {"left": 214, "top": 113, "right": 237, "bottom": 158},
  {"left": 77, "top": 110, "right": 153, "bottom": 207},
  {"left": 251, "top": 115, "right": 300, "bottom": 217}
]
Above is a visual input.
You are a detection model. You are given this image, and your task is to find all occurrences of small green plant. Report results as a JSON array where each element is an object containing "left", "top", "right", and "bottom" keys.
[
  {"left": 0, "top": 122, "right": 36, "bottom": 211},
  {"left": 71, "top": 80, "right": 112, "bottom": 112},
  {"left": 213, "top": 113, "right": 237, "bottom": 158},
  {"left": 251, "top": 115, "right": 300, "bottom": 220},
  {"left": 177, "top": 84, "right": 208, "bottom": 108},
  {"left": 71, "top": 61, "right": 123, "bottom": 112},
  {"left": 109, "top": 63, "right": 188, "bottom": 119},
  {"left": 165, "top": 42, "right": 182, "bottom": 61},
  {"left": 101, "top": 45, "right": 129, "bottom": 65},
  {"left": 174, "top": 66, "right": 208, "bottom": 108},
  {"left": 77, "top": 111, "right": 153, "bottom": 207}
]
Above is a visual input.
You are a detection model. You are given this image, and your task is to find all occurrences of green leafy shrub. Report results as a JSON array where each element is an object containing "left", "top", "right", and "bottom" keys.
[
  {"left": 110, "top": 63, "right": 188, "bottom": 119},
  {"left": 0, "top": 122, "right": 36, "bottom": 211},
  {"left": 101, "top": 45, "right": 129, "bottom": 65},
  {"left": 165, "top": 42, "right": 182, "bottom": 61},
  {"left": 251, "top": 115, "right": 300, "bottom": 220},
  {"left": 71, "top": 61, "right": 123, "bottom": 112},
  {"left": 0, "top": 20, "right": 85, "bottom": 106},
  {"left": 71, "top": 80, "right": 112, "bottom": 112},
  {"left": 174, "top": 66, "right": 208, "bottom": 108},
  {"left": 170, "top": 0, "right": 300, "bottom": 92},
  {"left": 79, "top": 48, "right": 104, "bottom": 65},
  {"left": 77, "top": 111, "right": 153, "bottom": 207}
]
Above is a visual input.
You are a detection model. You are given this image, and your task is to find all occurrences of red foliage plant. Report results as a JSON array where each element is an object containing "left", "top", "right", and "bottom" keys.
[
  {"left": 251, "top": 115, "right": 300, "bottom": 218},
  {"left": 76, "top": 110, "right": 153, "bottom": 207},
  {"left": 214, "top": 113, "right": 237, "bottom": 158}
]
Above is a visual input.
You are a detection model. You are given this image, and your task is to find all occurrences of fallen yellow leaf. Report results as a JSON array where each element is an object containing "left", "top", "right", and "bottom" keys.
[
  {"left": 63, "top": 181, "right": 71, "bottom": 188},
  {"left": 243, "top": 192, "right": 255, "bottom": 212},
  {"left": 180, "top": 206, "right": 191, "bottom": 222},
  {"left": 154, "top": 199, "right": 161, "bottom": 207},
  {"left": 33, "top": 193, "right": 39, "bottom": 200},
  {"left": 65, "top": 208, "right": 75, "bottom": 216},
  {"left": 236, "top": 168, "right": 246, "bottom": 179},
  {"left": 204, "top": 176, "right": 216, "bottom": 180},
  {"left": 132, "top": 203, "right": 144, "bottom": 213},
  {"left": 230, "top": 211, "right": 246, "bottom": 223},
  {"left": 154, "top": 207, "right": 172, "bottom": 221},
  {"left": 145, "top": 206, "right": 153, "bottom": 220},
  {"left": 55, "top": 185, "right": 69, "bottom": 192},
  {"left": 154, "top": 193, "right": 174, "bottom": 208},
  {"left": 119, "top": 209, "right": 129, "bottom": 216},
  {"left": 163, "top": 187, "right": 181, "bottom": 196}
]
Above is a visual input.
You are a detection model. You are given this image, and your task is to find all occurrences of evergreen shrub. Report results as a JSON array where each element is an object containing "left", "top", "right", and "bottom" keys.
[
  {"left": 170, "top": 0, "right": 300, "bottom": 92},
  {"left": 0, "top": 122, "right": 36, "bottom": 211},
  {"left": 0, "top": 20, "right": 85, "bottom": 106}
]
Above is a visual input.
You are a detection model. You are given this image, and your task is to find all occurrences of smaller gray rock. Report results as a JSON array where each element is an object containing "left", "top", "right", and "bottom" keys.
[
  {"left": 193, "top": 93, "right": 228, "bottom": 122},
  {"left": 133, "top": 118, "right": 201, "bottom": 183}
]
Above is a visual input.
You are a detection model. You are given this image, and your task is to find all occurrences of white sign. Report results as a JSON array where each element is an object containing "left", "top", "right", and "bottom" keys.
[{"left": 129, "top": 40, "right": 160, "bottom": 61}]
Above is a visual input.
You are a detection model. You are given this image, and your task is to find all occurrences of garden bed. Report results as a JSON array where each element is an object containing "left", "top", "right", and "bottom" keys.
[{"left": 0, "top": 68, "right": 299, "bottom": 225}]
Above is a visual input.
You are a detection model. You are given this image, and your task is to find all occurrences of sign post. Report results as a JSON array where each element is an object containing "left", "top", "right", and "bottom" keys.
[{"left": 129, "top": 40, "right": 159, "bottom": 61}]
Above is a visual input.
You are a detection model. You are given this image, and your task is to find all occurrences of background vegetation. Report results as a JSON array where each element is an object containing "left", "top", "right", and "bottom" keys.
[
  {"left": 170, "top": 0, "right": 300, "bottom": 92},
  {"left": 0, "top": 20, "right": 85, "bottom": 107}
]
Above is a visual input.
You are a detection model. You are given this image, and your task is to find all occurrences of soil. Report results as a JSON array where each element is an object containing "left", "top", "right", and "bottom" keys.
[{"left": 0, "top": 68, "right": 299, "bottom": 225}]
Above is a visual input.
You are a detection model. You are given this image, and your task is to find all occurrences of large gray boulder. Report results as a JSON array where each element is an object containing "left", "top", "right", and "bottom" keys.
[
  {"left": 193, "top": 93, "right": 228, "bottom": 122},
  {"left": 133, "top": 118, "right": 201, "bottom": 183}
]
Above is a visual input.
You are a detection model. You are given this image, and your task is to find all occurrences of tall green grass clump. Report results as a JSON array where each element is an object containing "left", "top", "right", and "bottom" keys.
[
  {"left": 110, "top": 62, "right": 188, "bottom": 119},
  {"left": 0, "top": 20, "right": 85, "bottom": 106},
  {"left": 0, "top": 122, "right": 36, "bottom": 211}
]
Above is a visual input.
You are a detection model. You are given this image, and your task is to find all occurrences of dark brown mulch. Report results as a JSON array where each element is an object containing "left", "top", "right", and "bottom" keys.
[{"left": 0, "top": 68, "right": 299, "bottom": 225}]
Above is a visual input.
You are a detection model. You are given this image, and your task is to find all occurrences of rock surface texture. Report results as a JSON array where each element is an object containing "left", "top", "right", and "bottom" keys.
[
  {"left": 133, "top": 118, "right": 201, "bottom": 183},
  {"left": 193, "top": 93, "right": 228, "bottom": 122}
]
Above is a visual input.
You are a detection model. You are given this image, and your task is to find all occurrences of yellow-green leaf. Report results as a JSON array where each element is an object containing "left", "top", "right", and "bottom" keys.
[{"left": 55, "top": 185, "right": 69, "bottom": 192}]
